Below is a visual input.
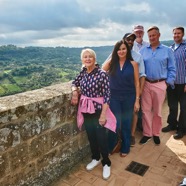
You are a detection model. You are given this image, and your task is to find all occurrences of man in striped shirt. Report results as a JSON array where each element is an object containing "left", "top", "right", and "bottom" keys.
[{"left": 162, "top": 26, "right": 186, "bottom": 139}]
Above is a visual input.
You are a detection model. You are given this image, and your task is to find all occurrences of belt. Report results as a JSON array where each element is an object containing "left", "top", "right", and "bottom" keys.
[{"left": 146, "top": 78, "right": 166, "bottom": 83}]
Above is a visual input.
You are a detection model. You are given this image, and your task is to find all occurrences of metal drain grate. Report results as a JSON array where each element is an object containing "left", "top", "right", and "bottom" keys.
[{"left": 125, "top": 161, "right": 149, "bottom": 176}]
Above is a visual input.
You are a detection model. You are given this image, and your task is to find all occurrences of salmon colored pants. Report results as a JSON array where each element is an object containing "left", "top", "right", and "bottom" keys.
[{"left": 141, "top": 81, "right": 167, "bottom": 137}]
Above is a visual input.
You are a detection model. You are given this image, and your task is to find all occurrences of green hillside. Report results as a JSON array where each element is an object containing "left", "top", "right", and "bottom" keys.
[
  {"left": 0, "top": 45, "right": 113, "bottom": 97},
  {"left": 0, "top": 40, "right": 173, "bottom": 97}
]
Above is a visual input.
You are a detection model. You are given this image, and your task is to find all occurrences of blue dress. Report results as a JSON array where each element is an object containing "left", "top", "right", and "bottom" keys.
[{"left": 109, "top": 59, "right": 136, "bottom": 154}]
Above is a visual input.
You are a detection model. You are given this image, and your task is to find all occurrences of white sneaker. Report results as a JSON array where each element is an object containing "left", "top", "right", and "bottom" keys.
[
  {"left": 86, "top": 159, "right": 101, "bottom": 171},
  {"left": 103, "top": 165, "right": 111, "bottom": 180},
  {"left": 180, "top": 177, "right": 186, "bottom": 186}
]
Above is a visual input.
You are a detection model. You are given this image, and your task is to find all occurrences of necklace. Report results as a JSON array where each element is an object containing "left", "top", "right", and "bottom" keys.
[
  {"left": 119, "top": 59, "right": 125, "bottom": 71},
  {"left": 120, "top": 63, "right": 124, "bottom": 71}
]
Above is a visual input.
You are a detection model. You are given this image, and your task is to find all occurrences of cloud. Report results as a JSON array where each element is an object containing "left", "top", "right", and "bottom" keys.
[{"left": 0, "top": 0, "right": 185, "bottom": 47}]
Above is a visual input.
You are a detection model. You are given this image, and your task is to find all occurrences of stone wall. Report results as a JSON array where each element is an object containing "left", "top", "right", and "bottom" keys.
[{"left": 0, "top": 82, "right": 89, "bottom": 186}]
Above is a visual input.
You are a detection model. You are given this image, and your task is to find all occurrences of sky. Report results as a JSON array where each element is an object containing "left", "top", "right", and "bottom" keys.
[{"left": 0, "top": 0, "right": 185, "bottom": 47}]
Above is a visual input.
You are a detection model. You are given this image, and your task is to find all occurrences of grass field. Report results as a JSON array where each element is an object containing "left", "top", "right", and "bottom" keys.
[
  {"left": 0, "top": 86, "right": 5, "bottom": 95},
  {"left": 3, "top": 84, "right": 22, "bottom": 92}
]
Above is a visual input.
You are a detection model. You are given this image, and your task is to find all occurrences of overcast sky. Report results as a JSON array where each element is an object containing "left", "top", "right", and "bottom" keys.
[{"left": 0, "top": 0, "right": 185, "bottom": 47}]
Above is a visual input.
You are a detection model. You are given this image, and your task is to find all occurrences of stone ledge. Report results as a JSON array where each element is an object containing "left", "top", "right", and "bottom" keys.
[{"left": 0, "top": 82, "right": 90, "bottom": 186}]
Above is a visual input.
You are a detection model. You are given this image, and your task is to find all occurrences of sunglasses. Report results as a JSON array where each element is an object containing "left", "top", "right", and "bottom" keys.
[{"left": 126, "top": 38, "right": 135, "bottom": 42}]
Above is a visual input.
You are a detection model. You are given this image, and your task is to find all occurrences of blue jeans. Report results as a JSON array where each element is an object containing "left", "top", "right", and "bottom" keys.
[{"left": 108, "top": 94, "right": 135, "bottom": 154}]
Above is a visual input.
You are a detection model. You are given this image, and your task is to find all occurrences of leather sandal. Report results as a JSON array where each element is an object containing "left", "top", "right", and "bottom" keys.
[{"left": 120, "top": 153, "right": 128, "bottom": 157}]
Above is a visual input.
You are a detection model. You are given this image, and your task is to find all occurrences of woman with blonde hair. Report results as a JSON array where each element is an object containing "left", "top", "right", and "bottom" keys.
[{"left": 71, "top": 48, "right": 116, "bottom": 180}]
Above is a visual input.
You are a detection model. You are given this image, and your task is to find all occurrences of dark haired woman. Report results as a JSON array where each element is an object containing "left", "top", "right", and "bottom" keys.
[{"left": 102, "top": 40, "right": 140, "bottom": 157}]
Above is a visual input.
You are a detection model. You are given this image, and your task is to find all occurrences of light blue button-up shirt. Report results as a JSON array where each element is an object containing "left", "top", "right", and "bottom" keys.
[
  {"left": 103, "top": 50, "right": 146, "bottom": 78},
  {"left": 131, "top": 50, "right": 146, "bottom": 78},
  {"left": 140, "top": 44, "right": 176, "bottom": 86},
  {"left": 133, "top": 40, "right": 149, "bottom": 53}
]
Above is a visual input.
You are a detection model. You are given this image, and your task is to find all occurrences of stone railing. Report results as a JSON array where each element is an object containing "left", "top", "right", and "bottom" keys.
[{"left": 0, "top": 82, "right": 89, "bottom": 186}]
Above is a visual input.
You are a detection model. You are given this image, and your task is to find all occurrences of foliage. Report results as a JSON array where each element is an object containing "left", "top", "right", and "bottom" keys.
[
  {"left": 0, "top": 41, "right": 173, "bottom": 97},
  {"left": 0, "top": 44, "right": 113, "bottom": 96}
]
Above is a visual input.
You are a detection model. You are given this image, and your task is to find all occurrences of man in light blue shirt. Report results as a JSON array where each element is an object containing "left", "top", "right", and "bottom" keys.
[{"left": 139, "top": 26, "right": 176, "bottom": 145}]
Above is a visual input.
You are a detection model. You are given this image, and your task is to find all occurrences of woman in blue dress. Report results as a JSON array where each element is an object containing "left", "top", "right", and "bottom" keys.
[{"left": 102, "top": 40, "right": 140, "bottom": 157}]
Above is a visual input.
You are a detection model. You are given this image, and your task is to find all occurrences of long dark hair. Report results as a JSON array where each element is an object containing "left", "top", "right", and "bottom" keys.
[{"left": 109, "top": 40, "right": 133, "bottom": 75}]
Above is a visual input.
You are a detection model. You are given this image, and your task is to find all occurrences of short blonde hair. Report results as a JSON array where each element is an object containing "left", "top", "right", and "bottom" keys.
[
  {"left": 147, "top": 26, "right": 159, "bottom": 33},
  {"left": 80, "top": 48, "right": 96, "bottom": 60}
]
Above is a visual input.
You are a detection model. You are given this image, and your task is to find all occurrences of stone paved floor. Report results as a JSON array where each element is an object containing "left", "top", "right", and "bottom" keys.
[{"left": 52, "top": 101, "right": 186, "bottom": 186}]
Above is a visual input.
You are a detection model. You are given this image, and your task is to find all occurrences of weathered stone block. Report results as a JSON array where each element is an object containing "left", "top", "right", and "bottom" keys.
[
  {"left": 29, "top": 134, "right": 51, "bottom": 159},
  {"left": 0, "top": 153, "right": 9, "bottom": 179},
  {"left": 0, "top": 127, "right": 21, "bottom": 152},
  {"left": 38, "top": 94, "right": 65, "bottom": 111},
  {"left": 0, "top": 95, "right": 38, "bottom": 124},
  {"left": 50, "top": 122, "right": 78, "bottom": 148},
  {"left": 65, "top": 104, "right": 77, "bottom": 121},
  {"left": 39, "top": 107, "right": 62, "bottom": 129},
  {"left": 0, "top": 162, "right": 36, "bottom": 186},
  {"left": 14, "top": 105, "right": 29, "bottom": 117},
  {"left": 58, "top": 137, "right": 79, "bottom": 159},
  {"left": 0, "top": 110, "right": 17, "bottom": 125},
  {"left": 19, "top": 115, "right": 44, "bottom": 141},
  {"left": 77, "top": 131, "right": 89, "bottom": 150},
  {"left": 9, "top": 143, "right": 29, "bottom": 171},
  {"left": 57, "top": 134, "right": 89, "bottom": 165},
  {"left": 37, "top": 150, "right": 58, "bottom": 172},
  {"left": 58, "top": 106, "right": 68, "bottom": 123},
  {"left": 0, "top": 82, "right": 89, "bottom": 185}
]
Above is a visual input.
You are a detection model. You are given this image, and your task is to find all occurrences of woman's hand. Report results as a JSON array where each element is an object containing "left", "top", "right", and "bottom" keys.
[
  {"left": 99, "top": 104, "right": 109, "bottom": 126},
  {"left": 134, "top": 99, "right": 140, "bottom": 113},
  {"left": 99, "top": 113, "right": 107, "bottom": 126},
  {"left": 71, "top": 90, "right": 79, "bottom": 105}
]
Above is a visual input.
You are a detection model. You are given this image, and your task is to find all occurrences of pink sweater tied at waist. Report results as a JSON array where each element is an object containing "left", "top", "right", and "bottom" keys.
[{"left": 77, "top": 95, "right": 116, "bottom": 133}]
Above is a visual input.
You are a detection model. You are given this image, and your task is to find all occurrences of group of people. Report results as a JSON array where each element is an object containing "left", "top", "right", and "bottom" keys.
[{"left": 71, "top": 25, "right": 186, "bottom": 180}]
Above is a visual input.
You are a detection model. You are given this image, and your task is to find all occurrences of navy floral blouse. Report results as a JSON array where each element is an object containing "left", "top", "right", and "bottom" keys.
[{"left": 72, "top": 65, "right": 110, "bottom": 110}]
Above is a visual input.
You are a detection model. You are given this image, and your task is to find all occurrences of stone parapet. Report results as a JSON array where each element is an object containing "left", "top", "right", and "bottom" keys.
[{"left": 0, "top": 82, "right": 89, "bottom": 186}]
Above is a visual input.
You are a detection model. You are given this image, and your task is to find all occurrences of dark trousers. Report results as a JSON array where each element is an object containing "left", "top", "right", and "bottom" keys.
[
  {"left": 83, "top": 111, "right": 111, "bottom": 166},
  {"left": 167, "top": 84, "right": 186, "bottom": 133}
]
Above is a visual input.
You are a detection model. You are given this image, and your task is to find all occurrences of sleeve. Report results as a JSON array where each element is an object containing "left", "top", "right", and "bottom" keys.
[
  {"left": 138, "top": 55, "right": 146, "bottom": 78},
  {"left": 166, "top": 48, "right": 176, "bottom": 86},
  {"left": 100, "top": 72, "right": 110, "bottom": 104},
  {"left": 184, "top": 46, "right": 186, "bottom": 84},
  {"left": 71, "top": 69, "right": 84, "bottom": 90}
]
